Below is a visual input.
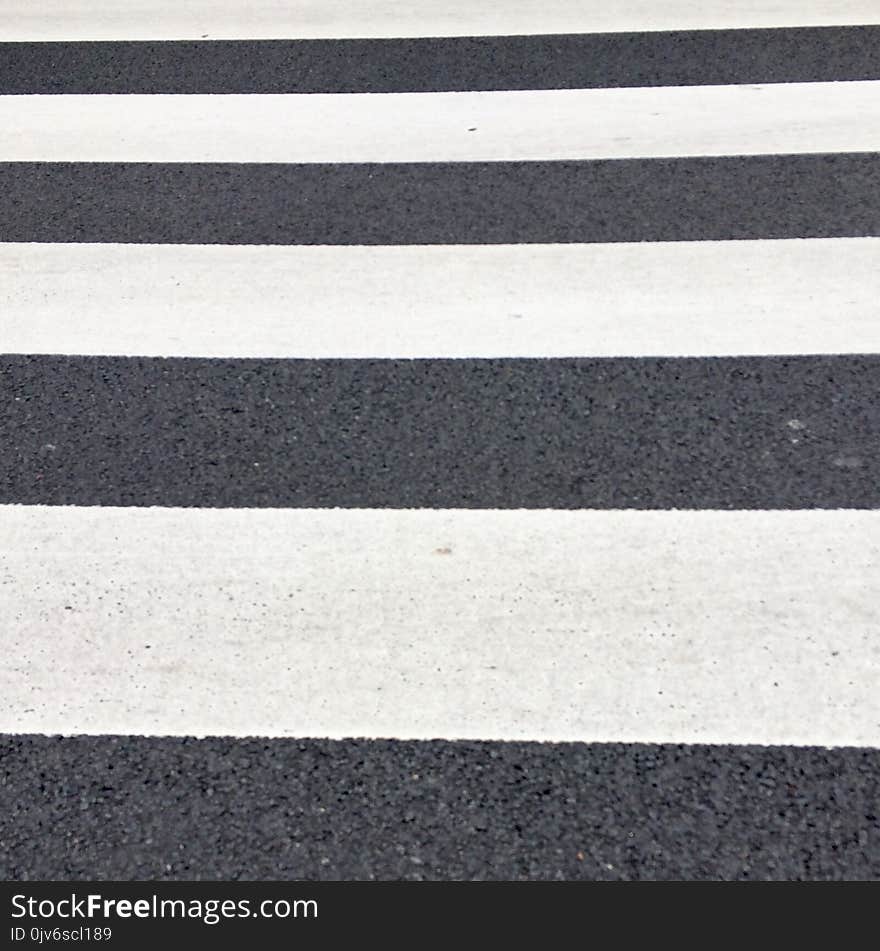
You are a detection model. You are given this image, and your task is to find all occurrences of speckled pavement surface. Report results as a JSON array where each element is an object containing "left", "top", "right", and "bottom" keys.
[
  {"left": 4, "top": 737, "right": 880, "bottom": 881},
  {"left": 2, "top": 355, "right": 878, "bottom": 509},
  {"left": 2, "top": 156, "right": 879, "bottom": 245},
  {"left": 1, "top": 4, "right": 879, "bottom": 882},
  {"left": 2, "top": 27, "right": 879, "bottom": 93}
]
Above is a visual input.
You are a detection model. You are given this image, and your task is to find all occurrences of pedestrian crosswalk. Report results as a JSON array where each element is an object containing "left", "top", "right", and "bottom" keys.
[
  {"left": 4, "top": 0, "right": 878, "bottom": 40},
  {"left": 5, "top": 506, "right": 879, "bottom": 746},
  {"left": 6, "top": 240, "right": 880, "bottom": 358},
  {"left": 1, "top": 2, "right": 879, "bottom": 880},
  {"left": 10, "top": 83, "right": 880, "bottom": 162}
]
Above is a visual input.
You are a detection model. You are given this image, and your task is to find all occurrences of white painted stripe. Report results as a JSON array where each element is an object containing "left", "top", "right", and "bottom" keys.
[
  {"left": 3, "top": 238, "right": 879, "bottom": 359},
  {"left": 1, "top": 506, "right": 878, "bottom": 746},
  {"left": 4, "top": 84, "right": 880, "bottom": 163},
  {"left": 1, "top": 0, "right": 876, "bottom": 41}
]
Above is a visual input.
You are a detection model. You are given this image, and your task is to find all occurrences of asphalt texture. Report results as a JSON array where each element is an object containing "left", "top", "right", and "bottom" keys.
[
  {"left": 2, "top": 736, "right": 878, "bottom": 880},
  {"left": 1, "top": 26, "right": 878, "bottom": 94},
  {"left": 2, "top": 354, "right": 877, "bottom": 509},
  {"left": 2, "top": 19, "right": 879, "bottom": 884},
  {"left": 2, "top": 155, "right": 879, "bottom": 245}
]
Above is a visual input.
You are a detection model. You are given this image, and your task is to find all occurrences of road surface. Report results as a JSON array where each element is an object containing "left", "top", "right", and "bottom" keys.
[{"left": 1, "top": 0, "right": 879, "bottom": 880}]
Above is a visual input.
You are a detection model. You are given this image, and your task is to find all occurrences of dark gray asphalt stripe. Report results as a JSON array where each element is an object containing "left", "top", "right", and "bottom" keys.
[
  {"left": 2, "top": 735, "right": 878, "bottom": 881},
  {"left": 2, "top": 355, "right": 877, "bottom": 509},
  {"left": 2, "top": 27, "right": 879, "bottom": 94},
  {"left": 1, "top": 155, "right": 879, "bottom": 245}
]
